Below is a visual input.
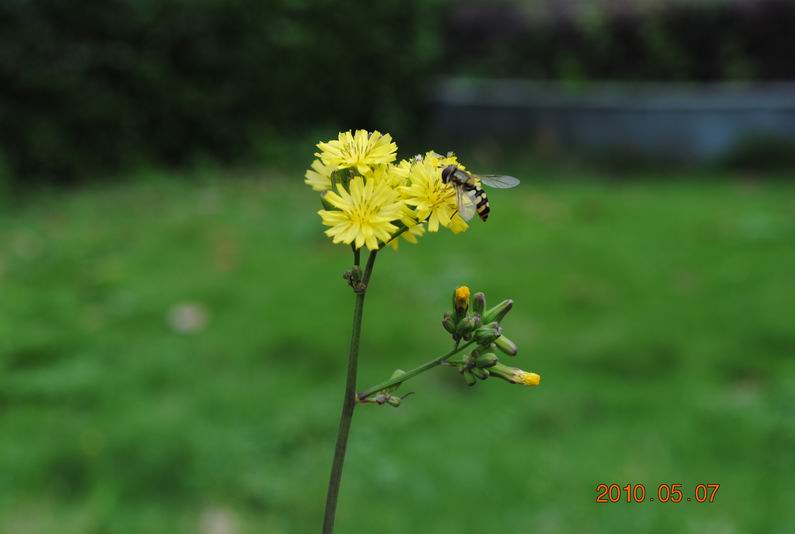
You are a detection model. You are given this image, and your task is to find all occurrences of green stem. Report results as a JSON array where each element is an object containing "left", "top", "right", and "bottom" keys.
[
  {"left": 357, "top": 340, "right": 475, "bottom": 400},
  {"left": 322, "top": 249, "right": 377, "bottom": 534}
]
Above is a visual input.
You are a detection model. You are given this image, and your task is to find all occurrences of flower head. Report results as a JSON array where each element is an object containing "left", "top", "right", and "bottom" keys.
[
  {"left": 317, "top": 130, "right": 397, "bottom": 175},
  {"left": 319, "top": 176, "right": 403, "bottom": 250},
  {"left": 401, "top": 158, "right": 458, "bottom": 232}
]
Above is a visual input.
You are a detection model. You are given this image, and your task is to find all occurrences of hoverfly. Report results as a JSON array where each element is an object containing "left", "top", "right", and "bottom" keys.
[{"left": 441, "top": 164, "right": 520, "bottom": 221}]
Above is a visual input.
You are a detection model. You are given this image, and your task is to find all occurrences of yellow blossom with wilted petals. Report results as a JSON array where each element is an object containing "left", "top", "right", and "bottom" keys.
[
  {"left": 316, "top": 130, "right": 397, "bottom": 175},
  {"left": 401, "top": 158, "right": 458, "bottom": 232},
  {"left": 304, "top": 159, "right": 334, "bottom": 192},
  {"left": 319, "top": 176, "right": 403, "bottom": 251}
]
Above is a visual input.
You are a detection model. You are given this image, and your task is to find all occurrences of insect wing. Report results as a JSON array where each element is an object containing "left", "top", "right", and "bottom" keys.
[
  {"left": 456, "top": 187, "right": 477, "bottom": 221},
  {"left": 452, "top": 168, "right": 474, "bottom": 184},
  {"left": 479, "top": 175, "right": 520, "bottom": 189}
]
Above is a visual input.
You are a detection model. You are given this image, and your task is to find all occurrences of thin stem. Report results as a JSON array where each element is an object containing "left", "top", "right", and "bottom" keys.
[
  {"left": 357, "top": 340, "right": 475, "bottom": 400},
  {"left": 322, "top": 249, "right": 378, "bottom": 534}
]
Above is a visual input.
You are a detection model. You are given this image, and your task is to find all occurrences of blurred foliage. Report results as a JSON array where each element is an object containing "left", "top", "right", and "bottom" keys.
[
  {"left": 443, "top": 0, "right": 795, "bottom": 82},
  {"left": 0, "top": 0, "right": 443, "bottom": 183},
  {"left": 3, "top": 0, "right": 795, "bottom": 185},
  {"left": 1, "top": 159, "right": 794, "bottom": 532},
  {"left": 722, "top": 136, "right": 795, "bottom": 173}
]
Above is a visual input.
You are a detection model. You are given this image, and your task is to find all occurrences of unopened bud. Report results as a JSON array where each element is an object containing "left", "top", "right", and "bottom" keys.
[
  {"left": 482, "top": 299, "right": 513, "bottom": 324},
  {"left": 471, "top": 367, "right": 490, "bottom": 380},
  {"left": 475, "top": 352, "right": 499, "bottom": 368},
  {"left": 463, "top": 369, "right": 477, "bottom": 386},
  {"left": 442, "top": 312, "right": 456, "bottom": 334},
  {"left": 494, "top": 335, "right": 518, "bottom": 356},
  {"left": 489, "top": 362, "right": 541, "bottom": 387},
  {"left": 453, "top": 286, "right": 470, "bottom": 320},
  {"left": 473, "top": 292, "right": 486, "bottom": 316},
  {"left": 387, "top": 396, "right": 401, "bottom": 407},
  {"left": 474, "top": 322, "right": 502, "bottom": 345},
  {"left": 455, "top": 316, "right": 477, "bottom": 337}
]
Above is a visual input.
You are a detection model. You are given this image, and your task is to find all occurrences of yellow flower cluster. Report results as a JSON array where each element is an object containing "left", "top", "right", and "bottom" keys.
[{"left": 305, "top": 130, "right": 470, "bottom": 251}]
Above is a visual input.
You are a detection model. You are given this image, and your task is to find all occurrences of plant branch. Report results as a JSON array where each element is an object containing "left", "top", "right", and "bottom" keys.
[
  {"left": 322, "top": 249, "right": 377, "bottom": 534},
  {"left": 357, "top": 340, "right": 475, "bottom": 400}
]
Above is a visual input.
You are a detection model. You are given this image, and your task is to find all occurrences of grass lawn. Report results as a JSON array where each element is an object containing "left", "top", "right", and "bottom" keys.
[{"left": 1, "top": 160, "right": 794, "bottom": 533}]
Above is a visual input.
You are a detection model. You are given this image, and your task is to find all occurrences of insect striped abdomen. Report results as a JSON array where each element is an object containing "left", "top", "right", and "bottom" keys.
[
  {"left": 475, "top": 188, "right": 490, "bottom": 221},
  {"left": 464, "top": 182, "right": 490, "bottom": 221}
]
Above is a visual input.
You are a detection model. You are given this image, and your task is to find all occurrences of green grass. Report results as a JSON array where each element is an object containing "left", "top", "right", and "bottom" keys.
[{"left": 1, "top": 162, "right": 794, "bottom": 533}]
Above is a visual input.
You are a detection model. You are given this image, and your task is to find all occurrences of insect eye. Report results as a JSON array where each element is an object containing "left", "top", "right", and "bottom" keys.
[{"left": 441, "top": 165, "right": 456, "bottom": 183}]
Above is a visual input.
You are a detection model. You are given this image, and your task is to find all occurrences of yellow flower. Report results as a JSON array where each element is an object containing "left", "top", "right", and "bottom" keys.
[
  {"left": 447, "top": 214, "right": 470, "bottom": 234},
  {"left": 401, "top": 158, "right": 458, "bottom": 232},
  {"left": 304, "top": 159, "right": 334, "bottom": 192},
  {"left": 364, "top": 162, "right": 409, "bottom": 189},
  {"left": 515, "top": 370, "right": 541, "bottom": 386},
  {"left": 423, "top": 150, "right": 466, "bottom": 171},
  {"left": 318, "top": 176, "right": 403, "bottom": 251},
  {"left": 316, "top": 130, "right": 397, "bottom": 175},
  {"left": 454, "top": 286, "right": 470, "bottom": 311}
]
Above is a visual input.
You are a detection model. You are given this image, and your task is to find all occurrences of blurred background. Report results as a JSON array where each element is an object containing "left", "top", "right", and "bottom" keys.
[{"left": 1, "top": 0, "right": 794, "bottom": 532}]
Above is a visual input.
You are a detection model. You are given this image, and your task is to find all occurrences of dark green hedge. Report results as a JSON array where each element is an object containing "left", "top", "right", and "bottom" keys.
[
  {"left": 443, "top": 1, "right": 795, "bottom": 82},
  {"left": 0, "top": 0, "right": 442, "bottom": 183}
]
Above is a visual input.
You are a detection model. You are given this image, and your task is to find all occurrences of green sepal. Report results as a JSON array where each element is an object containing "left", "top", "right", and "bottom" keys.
[{"left": 330, "top": 168, "right": 354, "bottom": 190}]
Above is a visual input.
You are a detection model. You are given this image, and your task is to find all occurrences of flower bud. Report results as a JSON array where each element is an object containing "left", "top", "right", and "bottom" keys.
[
  {"left": 455, "top": 316, "right": 477, "bottom": 337},
  {"left": 471, "top": 366, "right": 490, "bottom": 380},
  {"left": 453, "top": 286, "right": 470, "bottom": 320},
  {"left": 489, "top": 362, "right": 541, "bottom": 386},
  {"left": 473, "top": 322, "right": 502, "bottom": 346},
  {"left": 473, "top": 292, "right": 486, "bottom": 316},
  {"left": 442, "top": 312, "right": 456, "bottom": 334},
  {"left": 387, "top": 396, "right": 402, "bottom": 407},
  {"left": 462, "top": 369, "right": 477, "bottom": 387},
  {"left": 475, "top": 352, "right": 498, "bottom": 369},
  {"left": 482, "top": 299, "right": 513, "bottom": 324},
  {"left": 494, "top": 335, "right": 518, "bottom": 356}
]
